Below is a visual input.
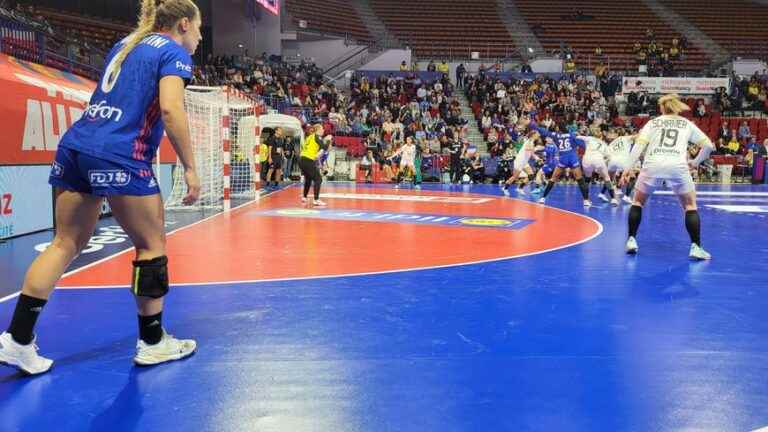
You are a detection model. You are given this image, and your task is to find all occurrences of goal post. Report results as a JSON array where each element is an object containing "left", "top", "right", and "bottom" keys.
[{"left": 163, "top": 86, "right": 261, "bottom": 212}]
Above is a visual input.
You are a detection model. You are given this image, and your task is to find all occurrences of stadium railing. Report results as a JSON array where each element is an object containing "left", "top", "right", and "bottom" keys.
[{"left": 0, "top": 15, "right": 99, "bottom": 80}]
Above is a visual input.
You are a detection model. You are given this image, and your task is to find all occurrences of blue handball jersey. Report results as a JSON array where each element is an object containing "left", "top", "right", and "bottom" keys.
[
  {"left": 530, "top": 122, "right": 585, "bottom": 156},
  {"left": 59, "top": 33, "right": 193, "bottom": 168}
]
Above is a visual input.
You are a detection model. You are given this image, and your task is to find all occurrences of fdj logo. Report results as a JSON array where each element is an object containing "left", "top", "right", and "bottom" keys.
[
  {"left": 89, "top": 170, "right": 130, "bottom": 187},
  {"left": 50, "top": 161, "right": 64, "bottom": 178}
]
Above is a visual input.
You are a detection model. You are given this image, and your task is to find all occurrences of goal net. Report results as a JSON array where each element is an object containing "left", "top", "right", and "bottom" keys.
[{"left": 164, "top": 86, "right": 260, "bottom": 211}]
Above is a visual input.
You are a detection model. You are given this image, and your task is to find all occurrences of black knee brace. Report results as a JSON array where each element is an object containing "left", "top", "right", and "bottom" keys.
[{"left": 132, "top": 256, "right": 169, "bottom": 298}]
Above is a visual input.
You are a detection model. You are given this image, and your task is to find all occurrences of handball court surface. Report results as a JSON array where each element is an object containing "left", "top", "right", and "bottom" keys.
[{"left": 1, "top": 182, "right": 767, "bottom": 431}]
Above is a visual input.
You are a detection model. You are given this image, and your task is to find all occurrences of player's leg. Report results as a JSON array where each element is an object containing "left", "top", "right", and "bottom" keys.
[
  {"left": 311, "top": 160, "right": 325, "bottom": 205},
  {"left": 298, "top": 157, "right": 313, "bottom": 203},
  {"left": 573, "top": 166, "right": 591, "bottom": 205},
  {"left": 674, "top": 178, "right": 710, "bottom": 260},
  {"left": 541, "top": 166, "right": 562, "bottom": 200},
  {"left": 107, "top": 192, "right": 196, "bottom": 365},
  {"left": 626, "top": 171, "right": 652, "bottom": 254},
  {"left": 1, "top": 188, "right": 102, "bottom": 375},
  {"left": 600, "top": 166, "right": 618, "bottom": 204},
  {"left": 502, "top": 168, "right": 518, "bottom": 195}
]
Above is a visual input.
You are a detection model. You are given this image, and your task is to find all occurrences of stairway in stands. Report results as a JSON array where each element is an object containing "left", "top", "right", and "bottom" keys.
[
  {"left": 455, "top": 93, "right": 487, "bottom": 156},
  {"left": 496, "top": 0, "right": 544, "bottom": 58},
  {"left": 641, "top": 0, "right": 730, "bottom": 70}
]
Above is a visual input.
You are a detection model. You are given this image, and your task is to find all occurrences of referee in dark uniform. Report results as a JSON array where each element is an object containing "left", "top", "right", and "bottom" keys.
[{"left": 449, "top": 137, "right": 463, "bottom": 184}]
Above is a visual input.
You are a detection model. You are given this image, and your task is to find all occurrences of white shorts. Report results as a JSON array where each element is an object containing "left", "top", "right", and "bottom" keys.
[
  {"left": 635, "top": 165, "right": 695, "bottom": 195},
  {"left": 513, "top": 153, "right": 532, "bottom": 172},
  {"left": 581, "top": 153, "right": 608, "bottom": 178},
  {"left": 607, "top": 158, "right": 629, "bottom": 173}
]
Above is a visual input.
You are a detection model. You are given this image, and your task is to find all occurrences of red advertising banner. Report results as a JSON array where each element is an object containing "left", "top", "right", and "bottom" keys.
[{"left": 0, "top": 54, "right": 177, "bottom": 165}]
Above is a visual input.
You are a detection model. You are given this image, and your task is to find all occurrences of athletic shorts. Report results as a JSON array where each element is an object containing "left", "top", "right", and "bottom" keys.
[
  {"left": 513, "top": 154, "right": 531, "bottom": 171},
  {"left": 557, "top": 151, "right": 581, "bottom": 169},
  {"left": 607, "top": 158, "right": 629, "bottom": 173},
  {"left": 542, "top": 163, "right": 556, "bottom": 176},
  {"left": 635, "top": 165, "right": 695, "bottom": 195},
  {"left": 49, "top": 147, "right": 160, "bottom": 196},
  {"left": 581, "top": 154, "right": 608, "bottom": 177},
  {"left": 270, "top": 155, "right": 284, "bottom": 169}
]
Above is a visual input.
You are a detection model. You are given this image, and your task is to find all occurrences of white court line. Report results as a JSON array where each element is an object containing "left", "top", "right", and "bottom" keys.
[
  {"left": 655, "top": 191, "right": 768, "bottom": 197},
  {"left": 54, "top": 201, "right": 605, "bottom": 290},
  {"left": 319, "top": 192, "right": 494, "bottom": 204},
  {"left": 0, "top": 189, "right": 284, "bottom": 304}
]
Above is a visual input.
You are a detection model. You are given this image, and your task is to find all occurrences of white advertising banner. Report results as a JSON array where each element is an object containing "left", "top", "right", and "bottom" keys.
[
  {"left": 622, "top": 77, "right": 730, "bottom": 94},
  {"left": 0, "top": 165, "right": 53, "bottom": 239}
]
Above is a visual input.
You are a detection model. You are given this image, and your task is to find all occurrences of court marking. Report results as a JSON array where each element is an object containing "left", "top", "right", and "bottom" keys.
[
  {"left": 705, "top": 205, "right": 768, "bottom": 213},
  {"left": 53, "top": 200, "right": 604, "bottom": 290},
  {"left": 319, "top": 192, "right": 495, "bottom": 204},
  {"left": 655, "top": 191, "right": 768, "bottom": 197},
  {"left": 0, "top": 190, "right": 280, "bottom": 304}
]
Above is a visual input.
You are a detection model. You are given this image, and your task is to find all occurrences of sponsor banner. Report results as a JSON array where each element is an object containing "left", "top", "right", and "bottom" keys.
[
  {"left": 319, "top": 192, "right": 494, "bottom": 204},
  {"left": 0, "top": 54, "right": 177, "bottom": 164},
  {"left": 622, "top": 77, "right": 730, "bottom": 95},
  {"left": 0, "top": 165, "right": 53, "bottom": 238},
  {"left": 256, "top": 208, "right": 534, "bottom": 230}
]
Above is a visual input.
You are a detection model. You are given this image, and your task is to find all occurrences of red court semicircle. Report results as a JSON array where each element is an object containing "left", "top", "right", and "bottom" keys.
[{"left": 59, "top": 187, "right": 602, "bottom": 287}]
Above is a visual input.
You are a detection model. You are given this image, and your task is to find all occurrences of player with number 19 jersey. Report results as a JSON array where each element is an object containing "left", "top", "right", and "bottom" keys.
[
  {"left": 630, "top": 115, "right": 709, "bottom": 194},
  {"left": 634, "top": 115, "right": 708, "bottom": 170},
  {"left": 50, "top": 33, "right": 193, "bottom": 195}
]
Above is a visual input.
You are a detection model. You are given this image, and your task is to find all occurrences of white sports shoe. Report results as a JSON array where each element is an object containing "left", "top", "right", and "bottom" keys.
[
  {"left": 134, "top": 330, "right": 196, "bottom": 366},
  {"left": 0, "top": 332, "right": 53, "bottom": 375},
  {"left": 517, "top": 187, "right": 527, "bottom": 196},
  {"left": 689, "top": 243, "right": 712, "bottom": 261},
  {"left": 313, "top": 199, "right": 327, "bottom": 207},
  {"left": 598, "top": 193, "right": 610, "bottom": 202},
  {"left": 301, "top": 196, "right": 307, "bottom": 203},
  {"left": 501, "top": 186, "right": 510, "bottom": 196},
  {"left": 626, "top": 236, "right": 639, "bottom": 254},
  {"left": 537, "top": 197, "right": 546, "bottom": 204},
  {"left": 610, "top": 198, "right": 619, "bottom": 206},
  {"left": 622, "top": 195, "right": 633, "bottom": 205},
  {"left": 583, "top": 199, "right": 592, "bottom": 208}
]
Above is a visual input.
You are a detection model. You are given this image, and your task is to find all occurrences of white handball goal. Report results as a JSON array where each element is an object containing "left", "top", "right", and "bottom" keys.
[{"left": 164, "top": 86, "right": 260, "bottom": 211}]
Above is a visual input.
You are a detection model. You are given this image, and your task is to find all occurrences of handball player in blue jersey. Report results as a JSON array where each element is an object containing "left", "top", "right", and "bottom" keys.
[
  {"left": 0, "top": 0, "right": 202, "bottom": 375},
  {"left": 532, "top": 138, "right": 558, "bottom": 194},
  {"left": 520, "top": 116, "right": 592, "bottom": 207}
]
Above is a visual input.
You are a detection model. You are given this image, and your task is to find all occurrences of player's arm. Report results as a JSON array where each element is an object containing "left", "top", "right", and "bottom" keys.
[
  {"left": 159, "top": 76, "right": 195, "bottom": 172},
  {"left": 626, "top": 123, "right": 653, "bottom": 169},
  {"left": 159, "top": 75, "right": 199, "bottom": 204},
  {"left": 689, "top": 124, "right": 715, "bottom": 167}
]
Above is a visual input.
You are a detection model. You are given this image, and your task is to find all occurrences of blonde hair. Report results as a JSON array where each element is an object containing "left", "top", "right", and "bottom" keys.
[
  {"left": 658, "top": 94, "right": 690, "bottom": 115},
  {"left": 106, "top": 0, "right": 199, "bottom": 88}
]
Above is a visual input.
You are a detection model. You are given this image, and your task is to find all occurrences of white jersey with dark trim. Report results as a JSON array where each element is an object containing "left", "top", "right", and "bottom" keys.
[
  {"left": 608, "top": 136, "right": 633, "bottom": 160},
  {"left": 634, "top": 115, "right": 708, "bottom": 169}
]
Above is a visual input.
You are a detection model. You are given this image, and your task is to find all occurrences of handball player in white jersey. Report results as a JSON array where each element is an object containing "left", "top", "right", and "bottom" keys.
[
  {"left": 607, "top": 131, "right": 636, "bottom": 204},
  {"left": 579, "top": 133, "right": 618, "bottom": 206},
  {"left": 389, "top": 137, "right": 417, "bottom": 184},
  {"left": 620, "top": 94, "right": 715, "bottom": 260},
  {"left": 502, "top": 130, "right": 539, "bottom": 196}
]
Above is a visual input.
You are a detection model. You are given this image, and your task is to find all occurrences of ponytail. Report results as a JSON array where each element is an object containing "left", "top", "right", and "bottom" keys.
[
  {"left": 105, "top": 0, "right": 199, "bottom": 89},
  {"left": 658, "top": 94, "right": 690, "bottom": 116}
]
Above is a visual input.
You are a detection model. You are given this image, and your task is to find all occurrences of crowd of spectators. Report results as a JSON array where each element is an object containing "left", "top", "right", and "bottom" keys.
[
  {"left": 467, "top": 71, "right": 622, "bottom": 156},
  {"left": 632, "top": 28, "right": 686, "bottom": 77}
]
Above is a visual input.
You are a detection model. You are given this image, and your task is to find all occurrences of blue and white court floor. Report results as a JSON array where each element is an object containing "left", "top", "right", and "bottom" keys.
[{"left": 0, "top": 182, "right": 767, "bottom": 431}]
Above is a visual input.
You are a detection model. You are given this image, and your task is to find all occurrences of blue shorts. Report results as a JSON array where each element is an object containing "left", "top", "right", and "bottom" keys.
[
  {"left": 557, "top": 151, "right": 581, "bottom": 169},
  {"left": 542, "top": 164, "right": 556, "bottom": 176},
  {"left": 49, "top": 147, "right": 160, "bottom": 196}
]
